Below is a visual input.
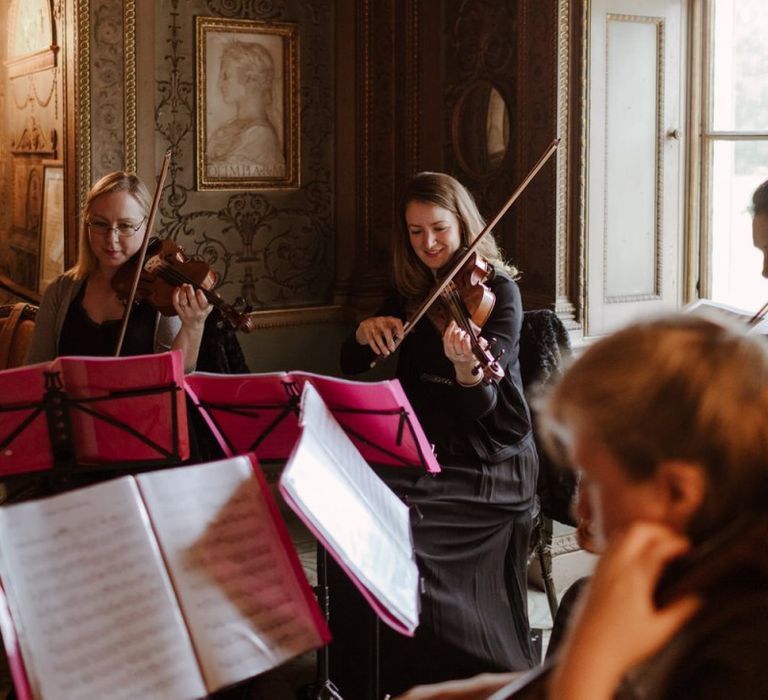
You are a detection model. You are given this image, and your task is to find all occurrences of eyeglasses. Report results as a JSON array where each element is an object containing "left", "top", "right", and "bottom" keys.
[{"left": 87, "top": 218, "right": 146, "bottom": 238}]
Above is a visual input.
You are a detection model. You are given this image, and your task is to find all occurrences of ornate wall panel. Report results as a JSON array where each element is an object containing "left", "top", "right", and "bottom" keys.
[
  {"left": 90, "top": 0, "right": 129, "bottom": 176},
  {"left": 155, "top": 0, "right": 335, "bottom": 315},
  {"left": 440, "top": 0, "right": 582, "bottom": 320},
  {"left": 341, "top": 0, "right": 584, "bottom": 324},
  {"left": 0, "top": 0, "right": 65, "bottom": 300}
]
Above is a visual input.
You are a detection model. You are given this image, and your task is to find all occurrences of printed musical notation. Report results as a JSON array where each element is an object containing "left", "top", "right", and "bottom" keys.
[{"left": 0, "top": 454, "right": 328, "bottom": 700}]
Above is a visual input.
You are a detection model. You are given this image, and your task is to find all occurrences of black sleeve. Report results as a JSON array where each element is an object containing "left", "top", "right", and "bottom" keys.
[{"left": 449, "top": 274, "right": 524, "bottom": 421}]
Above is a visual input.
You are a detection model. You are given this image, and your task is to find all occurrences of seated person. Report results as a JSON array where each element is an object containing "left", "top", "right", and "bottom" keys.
[
  {"left": 26, "top": 171, "right": 211, "bottom": 370},
  {"left": 396, "top": 312, "right": 768, "bottom": 699},
  {"left": 336, "top": 171, "right": 539, "bottom": 697}
]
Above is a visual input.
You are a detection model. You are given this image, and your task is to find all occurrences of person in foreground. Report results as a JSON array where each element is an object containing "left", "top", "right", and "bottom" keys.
[
  {"left": 337, "top": 172, "right": 538, "bottom": 696},
  {"left": 397, "top": 312, "right": 768, "bottom": 699},
  {"left": 26, "top": 171, "right": 210, "bottom": 370}
]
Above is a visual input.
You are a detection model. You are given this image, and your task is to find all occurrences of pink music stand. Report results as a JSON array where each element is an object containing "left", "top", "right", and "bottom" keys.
[
  {"left": 184, "top": 371, "right": 440, "bottom": 473},
  {"left": 0, "top": 351, "right": 189, "bottom": 483}
]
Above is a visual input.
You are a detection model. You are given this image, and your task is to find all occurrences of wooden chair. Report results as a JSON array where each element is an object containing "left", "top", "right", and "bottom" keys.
[{"left": 0, "top": 303, "right": 38, "bottom": 370}]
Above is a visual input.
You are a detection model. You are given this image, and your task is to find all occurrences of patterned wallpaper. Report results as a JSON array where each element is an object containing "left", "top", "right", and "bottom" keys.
[
  {"left": 90, "top": 0, "right": 126, "bottom": 176},
  {"left": 154, "top": 0, "right": 335, "bottom": 312}
]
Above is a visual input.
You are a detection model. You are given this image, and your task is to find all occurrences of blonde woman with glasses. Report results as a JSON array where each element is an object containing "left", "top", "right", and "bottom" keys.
[{"left": 26, "top": 171, "right": 210, "bottom": 370}]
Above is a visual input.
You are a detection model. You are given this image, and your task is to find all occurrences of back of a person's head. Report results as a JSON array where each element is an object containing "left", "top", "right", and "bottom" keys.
[
  {"left": 540, "top": 312, "right": 768, "bottom": 540},
  {"left": 753, "top": 179, "right": 768, "bottom": 217}
]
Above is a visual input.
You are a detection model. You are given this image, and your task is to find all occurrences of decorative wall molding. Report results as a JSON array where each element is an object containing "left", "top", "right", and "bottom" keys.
[
  {"left": 554, "top": 0, "right": 579, "bottom": 327},
  {"left": 76, "top": 0, "right": 91, "bottom": 210},
  {"left": 155, "top": 0, "right": 334, "bottom": 312},
  {"left": 602, "top": 13, "right": 665, "bottom": 304}
]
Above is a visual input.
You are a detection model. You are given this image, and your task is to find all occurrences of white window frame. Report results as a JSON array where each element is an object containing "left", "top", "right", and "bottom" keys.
[{"left": 691, "top": 0, "right": 768, "bottom": 302}]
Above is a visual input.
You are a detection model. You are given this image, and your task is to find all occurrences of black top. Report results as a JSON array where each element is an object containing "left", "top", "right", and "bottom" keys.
[
  {"left": 58, "top": 283, "right": 156, "bottom": 357},
  {"left": 340, "top": 270, "right": 532, "bottom": 465}
]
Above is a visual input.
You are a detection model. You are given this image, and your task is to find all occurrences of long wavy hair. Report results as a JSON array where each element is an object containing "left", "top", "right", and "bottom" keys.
[
  {"left": 392, "top": 171, "right": 517, "bottom": 301},
  {"left": 66, "top": 171, "right": 152, "bottom": 281}
]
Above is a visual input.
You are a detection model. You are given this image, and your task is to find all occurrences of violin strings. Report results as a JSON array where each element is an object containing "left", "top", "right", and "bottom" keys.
[
  {"left": 155, "top": 263, "right": 221, "bottom": 306},
  {"left": 442, "top": 283, "right": 487, "bottom": 360}
]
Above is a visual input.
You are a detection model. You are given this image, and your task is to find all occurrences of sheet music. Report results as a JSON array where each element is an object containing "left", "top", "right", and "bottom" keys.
[
  {"left": 684, "top": 298, "right": 768, "bottom": 334},
  {"left": 299, "top": 383, "right": 413, "bottom": 556},
  {"left": 137, "top": 456, "right": 325, "bottom": 691},
  {"left": 281, "top": 385, "right": 420, "bottom": 632},
  {"left": 0, "top": 478, "right": 206, "bottom": 700},
  {"left": 292, "top": 372, "right": 440, "bottom": 472}
]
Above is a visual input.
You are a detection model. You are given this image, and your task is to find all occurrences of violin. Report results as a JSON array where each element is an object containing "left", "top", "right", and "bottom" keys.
[
  {"left": 111, "top": 238, "right": 256, "bottom": 333},
  {"left": 427, "top": 250, "right": 503, "bottom": 382},
  {"left": 113, "top": 151, "right": 255, "bottom": 357},
  {"left": 372, "top": 138, "right": 560, "bottom": 381}
]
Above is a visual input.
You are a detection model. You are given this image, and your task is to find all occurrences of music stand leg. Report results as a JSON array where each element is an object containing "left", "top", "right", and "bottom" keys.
[{"left": 300, "top": 545, "right": 344, "bottom": 700}]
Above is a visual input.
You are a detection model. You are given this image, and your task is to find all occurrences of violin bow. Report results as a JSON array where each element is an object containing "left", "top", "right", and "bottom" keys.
[
  {"left": 748, "top": 299, "right": 768, "bottom": 326},
  {"left": 114, "top": 149, "right": 173, "bottom": 356},
  {"left": 372, "top": 137, "right": 560, "bottom": 366}
]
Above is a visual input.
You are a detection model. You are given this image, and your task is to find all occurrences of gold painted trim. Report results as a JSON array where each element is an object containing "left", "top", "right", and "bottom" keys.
[
  {"left": 76, "top": 0, "right": 91, "bottom": 212},
  {"left": 124, "top": 0, "right": 137, "bottom": 173},
  {"left": 583, "top": 0, "right": 592, "bottom": 336},
  {"left": 603, "top": 13, "right": 665, "bottom": 305},
  {"left": 244, "top": 305, "right": 346, "bottom": 330},
  {"left": 684, "top": 0, "right": 703, "bottom": 303},
  {"left": 554, "top": 0, "right": 579, "bottom": 327}
]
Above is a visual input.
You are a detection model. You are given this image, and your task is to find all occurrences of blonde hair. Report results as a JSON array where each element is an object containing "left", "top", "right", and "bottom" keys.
[
  {"left": 539, "top": 313, "right": 768, "bottom": 541},
  {"left": 393, "top": 172, "right": 518, "bottom": 300},
  {"left": 66, "top": 171, "right": 152, "bottom": 281}
]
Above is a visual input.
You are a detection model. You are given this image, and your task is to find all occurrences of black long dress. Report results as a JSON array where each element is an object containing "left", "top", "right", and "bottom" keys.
[{"left": 331, "top": 271, "right": 538, "bottom": 698}]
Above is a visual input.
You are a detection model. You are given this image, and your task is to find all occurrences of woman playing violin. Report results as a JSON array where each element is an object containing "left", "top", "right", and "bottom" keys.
[
  {"left": 26, "top": 171, "right": 211, "bottom": 370},
  {"left": 335, "top": 172, "right": 539, "bottom": 696}
]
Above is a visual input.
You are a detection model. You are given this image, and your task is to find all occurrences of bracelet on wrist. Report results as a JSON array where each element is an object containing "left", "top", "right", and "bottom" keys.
[{"left": 456, "top": 372, "right": 483, "bottom": 388}]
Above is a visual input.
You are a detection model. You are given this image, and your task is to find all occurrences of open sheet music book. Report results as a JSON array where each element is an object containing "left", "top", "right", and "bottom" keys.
[
  {"left": 684, "top": 298, "right": 768, "bottom": 334},
  {"left": 0, "top": 454, "right": 330, "bottom": 700},
  {"left": 0, "top": 351, "right": 189, "bottom": 477},
  {"left": 185, "top": 370, "right": 440, "bottom": 473},
  {"left": 280, "top": 383, "right": 421, "bottom": 636}
]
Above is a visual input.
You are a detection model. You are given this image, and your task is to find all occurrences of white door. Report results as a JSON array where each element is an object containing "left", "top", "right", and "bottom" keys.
[{"left": 585, "top": 0, "right": 687, "bottom": 336}]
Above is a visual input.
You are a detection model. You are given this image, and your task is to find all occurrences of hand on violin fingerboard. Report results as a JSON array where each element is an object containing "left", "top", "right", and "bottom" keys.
[
  {"left": 173, "top": 284, "right": 212, "bottom": 330},
  {"left": 355, "top": 316, "right": 404, "bottom": 357},
  {"left": 443, "top": 320, "right": 484, "bottom": 386}
]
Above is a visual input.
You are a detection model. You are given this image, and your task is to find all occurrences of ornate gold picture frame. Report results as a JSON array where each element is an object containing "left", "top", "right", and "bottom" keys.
[{"left": 195, "top": 17, "right": 300, "bottom": 191}]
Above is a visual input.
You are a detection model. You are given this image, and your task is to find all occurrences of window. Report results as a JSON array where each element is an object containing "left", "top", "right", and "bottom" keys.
[{"left": 700, "top": 0, "right": 768, "bottom": 311}]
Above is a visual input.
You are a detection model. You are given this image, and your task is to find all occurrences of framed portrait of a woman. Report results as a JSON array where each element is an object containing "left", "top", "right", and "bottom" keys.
[{"left": 196, "top": 17, "right": 299, "bottom": 191}]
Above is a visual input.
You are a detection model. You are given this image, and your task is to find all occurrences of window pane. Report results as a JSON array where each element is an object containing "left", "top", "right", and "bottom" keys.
[
  {"left": 710, "top": 140, "right": 768, "bottom": 310},
  {"left": 712, "top": 0, "right": 768, "bottom": 131}
]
